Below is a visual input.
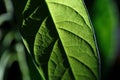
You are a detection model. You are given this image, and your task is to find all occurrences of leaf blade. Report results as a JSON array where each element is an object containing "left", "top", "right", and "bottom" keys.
[{"left": 45, "top": 0, "right": 99, "bottom": 79}]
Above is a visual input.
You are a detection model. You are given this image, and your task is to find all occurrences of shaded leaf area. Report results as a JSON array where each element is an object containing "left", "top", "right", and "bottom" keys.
[
  {"left": 48, "top": 40, "right": 74, "bottom": 80},
  {"left": 12, "top": 0, "right": 27, "bottom": 27},
  {"left": 34, "top": 17, "right": 58, "bottom": 79},
  {"left": 21, "top": 0, "right": 48, "bottom": 58},
  {"left": 19, "top": 0, "right": 99, "bottom": 80}
]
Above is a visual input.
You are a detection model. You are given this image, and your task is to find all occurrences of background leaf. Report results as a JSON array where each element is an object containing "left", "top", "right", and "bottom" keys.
[{"left": 90, "top": 0, "right": 118, "bottom": 78}]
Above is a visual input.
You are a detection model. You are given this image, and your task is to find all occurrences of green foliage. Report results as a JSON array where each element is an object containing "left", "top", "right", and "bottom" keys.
[
  {"left": 0, "top": 29, "right": 30, "bottom": 80},
  {"left": 1, "top": 0, "right": 119, "bottom": 79},
  {"left": 92, "top": 0, "right": 118, "bottom": 67},
  {"left": 19, "top": 0, "right": 100, "bottom": 80}
]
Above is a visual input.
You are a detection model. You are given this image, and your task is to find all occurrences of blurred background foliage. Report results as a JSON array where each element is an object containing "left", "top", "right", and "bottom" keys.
[
  {"left": 84, "top": 0, "right": 120, "bottom": 80},
  {"left": 0, "top": 0, "right": 42, "bottom": 80},
  {"left": 0, "top": 0, "right": 120, "bottom": 80}
]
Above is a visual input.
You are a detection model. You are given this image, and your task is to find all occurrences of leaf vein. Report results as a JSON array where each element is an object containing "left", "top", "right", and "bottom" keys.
[
  {"left": 48, "top": 1, "right": 91, "bottom": 30},
  {"left": 58, "top": 27, "right": 97, "bottom": 59},
  {"left": 69, "top": 56, "right": 97, "bottom": 80}
]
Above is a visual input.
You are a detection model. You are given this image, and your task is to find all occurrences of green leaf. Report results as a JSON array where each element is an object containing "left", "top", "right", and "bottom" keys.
[
  {"left": 91, "top": 0, "right": 118, "bottom": 66},
  {"left": 19, "top": 0, "right": 100, "bottom": 80},
  {"left": 48, "top": 39, "right": 74, "bottom": 80},
  {"left": 45, "top": 0, "right": 99, "bottom": 79}
]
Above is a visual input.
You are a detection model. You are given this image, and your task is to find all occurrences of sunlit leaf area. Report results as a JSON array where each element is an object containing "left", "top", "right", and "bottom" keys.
[{"left": 0, "top": 0, "right": 120, "bottom": 80}]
